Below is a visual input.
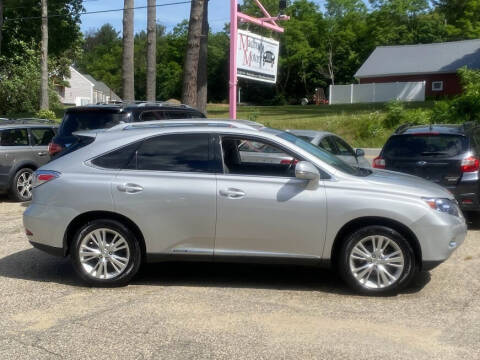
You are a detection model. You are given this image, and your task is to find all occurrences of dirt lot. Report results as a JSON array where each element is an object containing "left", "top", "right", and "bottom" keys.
[{"left": 0, "top": 200, "right": 479, "bottom": 359}]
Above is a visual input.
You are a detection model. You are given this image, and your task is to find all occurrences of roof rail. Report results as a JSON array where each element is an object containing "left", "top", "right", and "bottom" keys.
[
  {"left": 8, "top": 118, "right": 56, "bottom": 124},
  {"left": 394, "top": 123, "right": 413, "bottom": 134},
  {"left": 126, "top": 101, "right": 191, "bottom": 109}
]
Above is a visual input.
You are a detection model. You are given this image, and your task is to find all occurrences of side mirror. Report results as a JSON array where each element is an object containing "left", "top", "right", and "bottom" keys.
[
  {"left": 295, "top": 161, "right": 320, "bottom": 182},
  {"left": 355, "top": 148, "right": 365, "bottom": 157}
]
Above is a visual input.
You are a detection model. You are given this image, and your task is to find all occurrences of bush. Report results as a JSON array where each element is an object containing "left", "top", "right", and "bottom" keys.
[
  {"left": 383, "top": 100, "right": 406, "bottom": 128},
  {"left": 35, "top": 109, "right": 57, "bottom": 121},
  {"left": 431, "top": 100, "right": 455, "bottom": 123}
]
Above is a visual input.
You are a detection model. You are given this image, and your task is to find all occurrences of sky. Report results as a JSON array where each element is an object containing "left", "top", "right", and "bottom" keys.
[{"left": 80, "top": 0, "right": 232, "bottom": 35}]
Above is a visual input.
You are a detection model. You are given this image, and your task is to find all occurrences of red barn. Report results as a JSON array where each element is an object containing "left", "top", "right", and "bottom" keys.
[{"left": 355, "top": 39, "right": 480, "bottom": 98}]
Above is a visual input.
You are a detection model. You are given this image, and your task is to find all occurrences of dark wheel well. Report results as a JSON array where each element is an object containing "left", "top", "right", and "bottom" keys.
[
  {"left": 63, "top": 211, "right": 146, "bottom": 259},
  {"left": 330, "top": 217, "right": 422, "bottom": 270}
]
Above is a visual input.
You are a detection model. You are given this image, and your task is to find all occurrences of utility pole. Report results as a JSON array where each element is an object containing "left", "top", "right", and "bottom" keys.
[
  {"left": 122, "top": 0, "right": 135, "bottom": 102},
  {"left": 146, "top": 0, "right": 156, "bottom": 102},
  {"left": 40, "top": 0, "right": 49, "bottom": 110}
]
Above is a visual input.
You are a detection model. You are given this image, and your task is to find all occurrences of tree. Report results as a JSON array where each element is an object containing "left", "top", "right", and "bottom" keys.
[
  {"left": 40, "top": 0, "right": 48, "bottom": 110},
  {"left": 0, "top": 0, "right": 4, "bottom": 55},
  {"left": 122, "top": 0, "right": 135, "bottom": 102},
  {"left": 146, "top": 0, "right": 156, "bottom": 101},
  {"left": 436, "top": 0, "right": 480, "bottom": 39},
  {"left": 196, "top": 0, "right": 208, "bottom": 114},
  {"left": 182, "top": 0, "right": 205, "bottom": 107}
]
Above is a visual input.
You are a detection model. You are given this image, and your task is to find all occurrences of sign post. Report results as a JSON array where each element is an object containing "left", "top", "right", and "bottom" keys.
[{"left": 229, "top": 0, "right": 289, "bottom": 119}]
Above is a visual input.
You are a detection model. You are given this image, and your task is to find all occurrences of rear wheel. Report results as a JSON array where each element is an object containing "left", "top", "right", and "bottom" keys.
[
  {"left": 71, "top": 219, "right": 142, "bottom": 286},
  {"left": 10, "top": 168, "right": 34, "bottom": 202},
  {"left": 338, "top": 225, "right": 416, "bottom": 295}
]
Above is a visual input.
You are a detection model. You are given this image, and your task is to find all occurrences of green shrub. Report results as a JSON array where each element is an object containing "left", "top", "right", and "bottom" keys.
[
  {"left": 35, "top": 109, "right": 57, "bottom": 121},
  {"left": 431, "top": 100, "right": 454, "bottom": 123},
  {"left": 383, "top": 100, "right": 406, "bottom": 128}
]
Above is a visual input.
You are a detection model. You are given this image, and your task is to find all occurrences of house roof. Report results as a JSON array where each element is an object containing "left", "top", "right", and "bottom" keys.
[
  {"left": 82, "top": 73, "right": 121, "bottom": 101},
  {"left": 355, "top": 39, "right": 480, "bottom": 78}
]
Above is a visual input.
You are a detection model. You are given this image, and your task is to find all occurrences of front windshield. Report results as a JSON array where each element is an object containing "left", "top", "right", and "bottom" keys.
[{"left": 267, "top": 129, "right": 364, "bottom": 176}]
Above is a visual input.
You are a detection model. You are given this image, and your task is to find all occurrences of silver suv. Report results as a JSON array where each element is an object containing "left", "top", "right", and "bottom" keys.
[{"left": 23, "top": 123, "right": 467, "bottom": 294}]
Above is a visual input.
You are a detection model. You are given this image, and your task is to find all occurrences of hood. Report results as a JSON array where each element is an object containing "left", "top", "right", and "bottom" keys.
[{"left": 364, "top": 169, "right": 454, "bottom": 199}]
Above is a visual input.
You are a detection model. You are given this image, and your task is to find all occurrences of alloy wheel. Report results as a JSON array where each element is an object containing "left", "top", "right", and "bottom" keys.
[
  {"left": 78, "top": 228, "right": 131, "bottom": 280},
  {"left": 16, "top": 171, "right": 33, "bottom": 199},
  {"left": 348, "top": 235, "right": 405, "bottom": 289}
]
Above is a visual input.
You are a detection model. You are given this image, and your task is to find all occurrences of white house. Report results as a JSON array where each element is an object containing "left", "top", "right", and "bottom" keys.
[{"left": 56, "top": 66, "right": 121, "bottom": 106}]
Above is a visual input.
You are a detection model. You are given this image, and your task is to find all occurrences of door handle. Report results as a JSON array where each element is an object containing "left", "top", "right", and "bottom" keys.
[
  {"left": 117, "top": 183, "right": 144, "bottom": 194},
  {"left": 37, "top": 151, "right": 48, "bottom": 156},
  {"left": 219, "top": 188, "right": 245, "bottom": 199}
]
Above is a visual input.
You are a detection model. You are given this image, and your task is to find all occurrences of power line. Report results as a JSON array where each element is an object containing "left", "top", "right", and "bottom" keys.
[{"left": 4, "top": 0, "right": 193, "bottom": 22}]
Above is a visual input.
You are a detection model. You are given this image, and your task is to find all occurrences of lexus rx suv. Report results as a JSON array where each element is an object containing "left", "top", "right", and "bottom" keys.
[
  {"left": 24, "top": 123, "right": 466, "bottom": 294},
  {"left": 373, "top": 123, "right": 480, "bottom": 212},
  {"left": 49, "top": 102, "right": 206, "bottom": 156}
]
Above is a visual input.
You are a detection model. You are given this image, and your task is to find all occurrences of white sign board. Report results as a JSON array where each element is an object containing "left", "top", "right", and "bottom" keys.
[{"left": 237, "top": 29, "right": 279, "bottom": 84}]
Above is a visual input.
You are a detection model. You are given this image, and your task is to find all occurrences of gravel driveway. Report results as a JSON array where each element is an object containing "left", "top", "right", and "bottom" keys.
[{"left": 0, "top": 200, "right": 479, "bottom": 359}]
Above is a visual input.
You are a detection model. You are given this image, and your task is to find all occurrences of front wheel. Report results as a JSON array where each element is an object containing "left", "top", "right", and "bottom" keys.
[
  {"left": 338, "top": 225, "right": 416, "bottom": 295},
  {"left": 71, "top": 219, "right": 142, "bottom": 286}
]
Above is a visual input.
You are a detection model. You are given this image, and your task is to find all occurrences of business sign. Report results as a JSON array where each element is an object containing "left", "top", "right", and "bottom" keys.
[{"left": 237, "top": 29, "right": 279, "bottom": 84}]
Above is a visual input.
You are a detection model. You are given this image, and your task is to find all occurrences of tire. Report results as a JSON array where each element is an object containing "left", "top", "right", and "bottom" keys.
[
  {"left": 10, "top": 168, "right": 34, "bottom": 202},
  {"left": 338, "top": 225, "right": 417, "bottom": 295},
  {"left": 71, "top": 219, "right": 142, "bottom": 287}
]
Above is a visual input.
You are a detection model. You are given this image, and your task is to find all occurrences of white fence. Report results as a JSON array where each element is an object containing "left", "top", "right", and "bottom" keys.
[{"left": 329, "top": 81, "right": 426, "bottom": 104}]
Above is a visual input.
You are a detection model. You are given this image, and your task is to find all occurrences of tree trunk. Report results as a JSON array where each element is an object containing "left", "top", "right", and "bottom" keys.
[
  {"left": 196, "top": 0, "right": 208, "bottom": 114},
  {"left": 182, "top": 0, "right": 205, "bottom": 108},
  {"left": 146, "top": 0, "right": 156, "bottom": 102},
  {"left": 40, "top": 0, "right": 49, "bottom": 110},
  {"left": 0, "top": 0, "right": 4, "bottom": 56},
  {"left": 122, "top": 0, "right": 135, "bottom": 102}
]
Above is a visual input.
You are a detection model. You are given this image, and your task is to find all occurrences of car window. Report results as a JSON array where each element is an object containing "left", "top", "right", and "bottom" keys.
[
  {"left": 221, "top": 136, "right": 298, "bottom": 177},
  {"left": 59, "top": 111, "right": 126, "bottom": 136},
  {"left": 383, "top": 134, "right": 468, "bottom": 158},
  {"left": 91, "top": 142, "right": 139, "bottom": 169},
  {"left": 129, "top": 133, "right": 211, "bottom": 172},
  {"left": 30, "top": 128, "right": 55, "bottom": 146},
  {"left": 164, "top": 111, "right": 194, "bottom": 119},
  {"left": 319, "top": 137, "right": 336, "bottom": 153},
  {"left": 140, "top": 111, "right": 166, "bottom": 121},
  {"left": 332, "top": 136, "right": 355, "bottom": 156},
  {"left": 0, "top": 129, "right": 29, "bottom": 146}
]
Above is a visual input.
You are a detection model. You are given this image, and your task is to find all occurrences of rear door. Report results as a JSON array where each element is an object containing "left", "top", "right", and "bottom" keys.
[
  {"left": 29, "top": 127, "right": 56, "bottom": 165},
  {"left": 0, "top": 128, "right": 32, "bottom": 185},
  {"left": 383, "top": 134, "right": 466, "bottom": 186}
]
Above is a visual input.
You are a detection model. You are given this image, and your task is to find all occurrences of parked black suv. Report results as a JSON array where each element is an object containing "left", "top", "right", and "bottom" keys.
[
  {"left": 0, "top": 122, "right": 57, "bottom": 201},
  {"left": 49, "top": 102, "right": 206, "bottom": 156},
  {"left": 373, "top": 123, "right": 480, "bottom": 211}
]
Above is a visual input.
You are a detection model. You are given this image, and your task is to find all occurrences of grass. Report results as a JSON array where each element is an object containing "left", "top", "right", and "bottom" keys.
[{"left": 207, "top": 102, "right": 433, "bottom": 148}]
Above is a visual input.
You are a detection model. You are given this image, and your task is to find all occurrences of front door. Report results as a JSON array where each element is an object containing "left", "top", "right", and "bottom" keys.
[
  {"left": 214, "top": 135, "right": 327, "bottom": 260},
  {"left": 110, "top": 133, "right": 218, "bottom": 256}
]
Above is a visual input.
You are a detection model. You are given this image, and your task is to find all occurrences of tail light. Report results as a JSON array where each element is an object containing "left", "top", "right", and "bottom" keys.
[
  {"left": 48, "top": 142, "right": 63, "bottom": 156},
  {"left": 32, "top": 170, "right": 60, "bottom": 188},
  {"left": 372, "top": 156, "right": 386, "bottom": 169},
  {"left": 461, "top": 156, "right": 479, "bottom": 172}
]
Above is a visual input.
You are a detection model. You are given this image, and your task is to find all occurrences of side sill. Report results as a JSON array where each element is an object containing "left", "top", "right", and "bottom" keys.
[
  {"left": 146, "top": 253, "right": 331, "bottom": 268},
  {"left": 29, "top": 241, "right": 65, "bottom": 257}
]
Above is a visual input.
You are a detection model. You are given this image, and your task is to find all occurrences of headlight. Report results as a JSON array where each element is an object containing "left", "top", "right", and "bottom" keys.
[{"left": 423, "top": 198, "right": 460, "bottom": 217}]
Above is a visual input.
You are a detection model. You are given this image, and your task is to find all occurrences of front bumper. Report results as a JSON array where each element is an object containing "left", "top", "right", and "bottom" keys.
[{"left": 411, "top": 210, "right": 467, "bottom": 266}]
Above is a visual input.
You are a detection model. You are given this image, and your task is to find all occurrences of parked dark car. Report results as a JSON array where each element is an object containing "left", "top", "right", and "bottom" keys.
[
  {"left": 373, "top": 123, "right": 480, "bottom": 211},
  {"left": 49, "top": 102, "right": 206, "bottom": 156},
  {"left": 0, "top": 122, "right": 57, "bottom": 201}
]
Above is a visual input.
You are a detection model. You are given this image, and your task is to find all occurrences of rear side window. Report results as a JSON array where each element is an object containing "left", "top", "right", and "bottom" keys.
[
  {"left": 59, "top": 111, "right": 125, "bottom": 136},
  {"left": 0, "top": 129, "right": 29, "bottom": 146},
  {"left": 130, "top": 133, "right": 211, "bottom": 172},
  {"left": 31, "top": 128, "right": 55, "bottom": 146},
  {"left": 91, "top": 142, "right": 139, "bottom": 169},
  {"left": 383, "top": 134, "right": 467, "bottom": 158}
]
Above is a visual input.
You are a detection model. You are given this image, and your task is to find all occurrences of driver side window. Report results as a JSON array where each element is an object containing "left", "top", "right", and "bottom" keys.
[{"left": 221, "top": 136, "right": 299, "bottom": 177}]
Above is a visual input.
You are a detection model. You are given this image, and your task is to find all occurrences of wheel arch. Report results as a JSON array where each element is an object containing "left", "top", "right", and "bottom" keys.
[
  {"left": 63, "top": 211, "right": 146, "bottom": 259},
  {"left": 10, "top": 161, "right": 39, "bottom": 181},
  {"left": 330, "top": 216, "right": 422, "bottom": 270}
]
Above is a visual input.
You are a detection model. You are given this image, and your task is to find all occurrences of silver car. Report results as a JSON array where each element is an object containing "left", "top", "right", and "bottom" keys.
[
  {"left": 23, "top": 124, "right": 467, "bottom": 294},
  {"left": 287, "top": 130, "right": 371, "bottom": 169}
]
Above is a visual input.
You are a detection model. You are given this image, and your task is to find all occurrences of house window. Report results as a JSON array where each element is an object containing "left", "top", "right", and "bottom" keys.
[{"left": 432, "top": 81, "right": 443, "bottom": 91}]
